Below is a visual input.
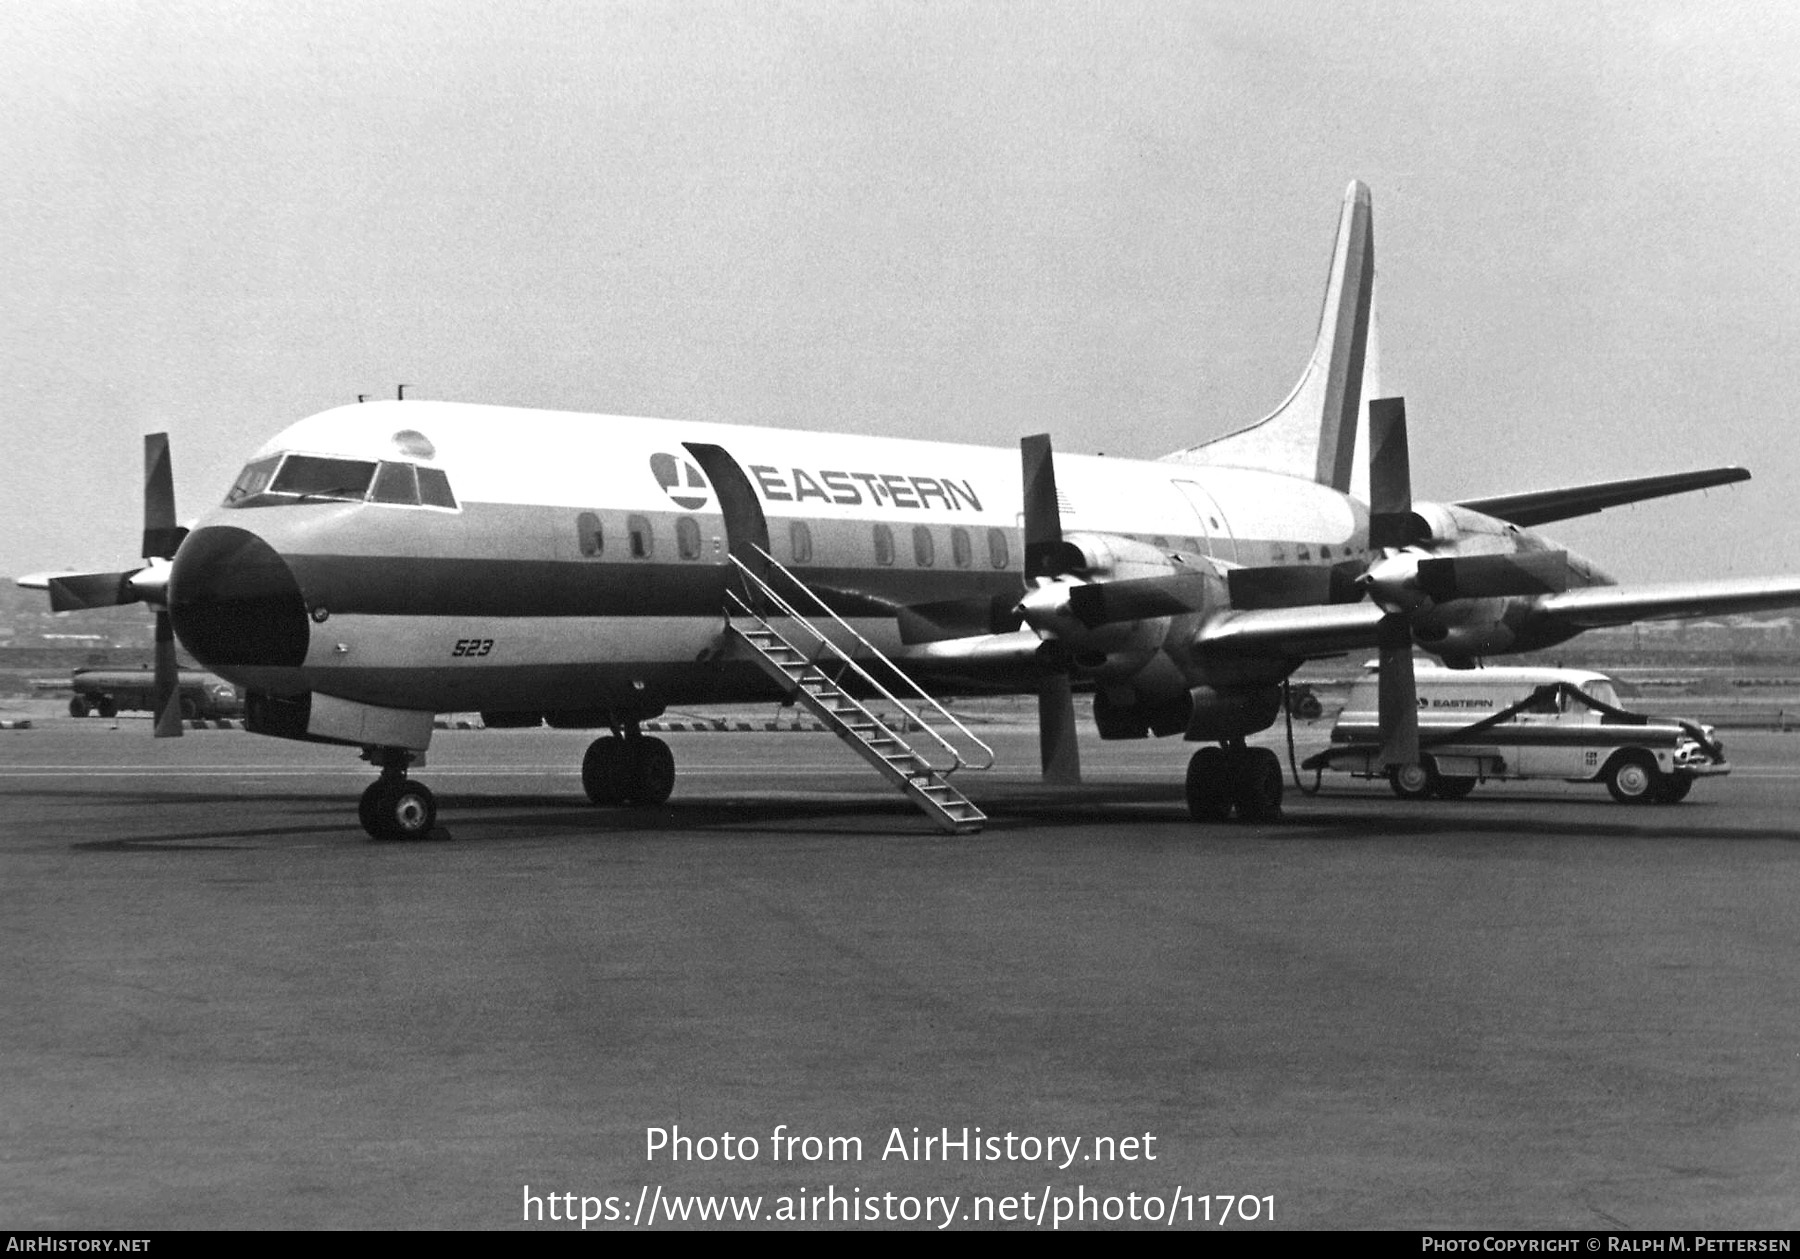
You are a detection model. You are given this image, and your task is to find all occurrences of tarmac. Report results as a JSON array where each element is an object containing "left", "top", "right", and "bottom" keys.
[{"left": 4, "top": 706, "right": 1799, "bottom": 1230}]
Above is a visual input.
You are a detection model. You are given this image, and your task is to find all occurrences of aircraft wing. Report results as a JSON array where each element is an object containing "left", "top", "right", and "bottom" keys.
[
  {"left": 1527, "top": 577, "right": 1800, "bottom": 629},
  {"left": 1457, "top": 467, "right": 1749, "bottom": 527},
  {"left": 1193, "top": 603, "right": 1386, "bottom": 658}
]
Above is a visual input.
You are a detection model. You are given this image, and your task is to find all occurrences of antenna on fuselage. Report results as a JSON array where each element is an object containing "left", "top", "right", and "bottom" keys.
[{"left": 397, "top": 384, "right": 410, "bottom": 400}]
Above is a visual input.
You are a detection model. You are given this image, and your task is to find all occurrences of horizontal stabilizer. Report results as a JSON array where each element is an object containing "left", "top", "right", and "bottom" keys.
[
  {"left": 1459, "top": 467, "right": 1749, "bottom": 528},
  {"left": 1530, "top": 577, "right": 1800, "bottom": 629}
]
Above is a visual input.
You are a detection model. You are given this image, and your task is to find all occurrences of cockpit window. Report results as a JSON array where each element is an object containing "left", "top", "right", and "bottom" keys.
[
  {"left": 369, "top": 461, "right": 419, "bottom": 505},
  {"left": 224, "top": 453, "right": 457, "bottom": 510},
  {"left": 270, "top": 455, "right": 378, "bottom": 501},
  {"left": 417, "top": 467, "right": 457, "bottom": 509},
  {"left": 225, "top": 456, "right": 282, "bottom": 503}
]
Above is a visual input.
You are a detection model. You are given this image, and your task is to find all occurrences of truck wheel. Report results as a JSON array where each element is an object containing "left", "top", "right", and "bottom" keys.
[
  {"left": 96, "top": 697, "right": 118, "bottom": 718},
  {"left": 1389, "top": 759, "right": 1438, "bottom": 800},
  {"left": 68, "top": 696, "right": 90, "bottom": 718},
  {"left": 1605, "top": 751, "right": 1660, "bottom": 804},
  {"left": 1433, "top": 775, "right": 1477, "bottom": 800},
  {"left": 179, "top": 697, "right": 200, "bottom": 721},
  {"left": 1654, "top": 776, "right": 1693, "bottom": 804}
]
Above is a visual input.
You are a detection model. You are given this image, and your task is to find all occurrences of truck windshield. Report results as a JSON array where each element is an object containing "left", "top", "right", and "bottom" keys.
[{"left": 1583, "top": 682, "right": 1619, "bottom": 708}]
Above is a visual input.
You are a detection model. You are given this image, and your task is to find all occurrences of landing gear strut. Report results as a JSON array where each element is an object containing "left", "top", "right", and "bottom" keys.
[
  {"left": 1186, "top": 742, "right": 1283, "bottom": 823},
  {"left": 582, "top": 728, "right": 676, "bottom": 807},
  {"left": 359, "top": 748, "right": 437, "bottom": 841}
]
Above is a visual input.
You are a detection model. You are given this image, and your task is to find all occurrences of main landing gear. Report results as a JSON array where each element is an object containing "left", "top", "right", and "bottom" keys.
[
  {"left": 1185, "top": 741, "right": 1284, "bottom": 823},
  {"left": 359, "top": 748, "right": 437, "bottom": 841},
  {"left": 581, "top": 729, "right": 676, "bottom": 807}
]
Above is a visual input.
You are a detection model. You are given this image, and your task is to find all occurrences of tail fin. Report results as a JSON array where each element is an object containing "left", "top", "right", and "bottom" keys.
[{"left": 1163, "top": 180, "right": 1375, "bottom": 492}]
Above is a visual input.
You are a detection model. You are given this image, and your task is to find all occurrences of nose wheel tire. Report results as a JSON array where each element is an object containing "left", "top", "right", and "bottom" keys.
[{"left": 360, "top": 780, "right": 438, "bottom": 840}]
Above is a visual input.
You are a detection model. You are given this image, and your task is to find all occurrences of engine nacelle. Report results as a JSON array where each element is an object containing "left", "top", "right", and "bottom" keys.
[{"left": 1407, "top": 502, "right": 1462, "bottom": 545}]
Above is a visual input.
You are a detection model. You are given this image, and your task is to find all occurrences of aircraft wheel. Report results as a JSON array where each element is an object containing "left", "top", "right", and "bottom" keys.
[
  {"left": 1605, "top": 751, "right": 1660, "bottom": 804},
  {"left": 1388, "top": 759, "right": 1438, "bottom": 800},
  {"left": 582, "top": 737, "right": 631, "bottom": 806},
  {"left": 358, "top": 782, "right": 385, "bottom": 837},
  {"left": 68, "top": 696, "right": 90, "bottom": 718},
  {"left": 1653, "top": 775, "right": 1693, "bottom": 804},
  {"left": 1433, "top": 775, "right": 1478, "bottom": 800},
  {"left": 1185, "top": 747, "right": 1231, "bottom": 822},
  {"left": 363, "top": 780, "right": 437, "bottom": 840},
  {"left": 97, "top": 698, "right": 118, "bottom": 718},
  {"left": 626, "top": 737, "right": 676, "bottom": 806},
  {"left": 1231, "top": 747, "right": 1284, "bottom": 822}
]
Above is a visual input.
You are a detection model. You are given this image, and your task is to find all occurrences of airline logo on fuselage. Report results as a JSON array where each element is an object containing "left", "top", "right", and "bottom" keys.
[
  {"left": 650, "top": 453, "right": 712, "bottom": 511},
  {"left": 746, "top": 465, "right": 984, "bottom": 513}
]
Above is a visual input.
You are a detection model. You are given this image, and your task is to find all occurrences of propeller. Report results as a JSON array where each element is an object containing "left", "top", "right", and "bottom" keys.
[
  {"left": 1364, "top": 398, "right": 1421, "bottom": 768},
  {"left": 33, "top": 435, "right": 187, "bottom": 737},
  {"left": 1019, "top": 434, "right": 1081, "bottom": 785}
]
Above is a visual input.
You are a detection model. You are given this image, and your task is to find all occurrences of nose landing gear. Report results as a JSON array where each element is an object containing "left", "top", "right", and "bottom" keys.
[{"left": 359, "top": 748, "right": 438, "bottom": 841}]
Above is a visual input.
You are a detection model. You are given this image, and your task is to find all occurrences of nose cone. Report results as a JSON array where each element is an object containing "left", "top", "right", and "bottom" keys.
[{"left": 170, "top": 526, "right": 310, "bottom": 668}]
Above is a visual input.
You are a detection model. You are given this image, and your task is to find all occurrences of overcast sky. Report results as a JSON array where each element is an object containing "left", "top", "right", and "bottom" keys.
[{"left": 5, "top": 0, "right": 1797, "bottom": 583}]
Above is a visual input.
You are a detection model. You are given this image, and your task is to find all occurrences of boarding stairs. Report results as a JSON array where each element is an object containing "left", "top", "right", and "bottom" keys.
[{"left": 723, "top": 548, "right": 993, "bottom": 834}]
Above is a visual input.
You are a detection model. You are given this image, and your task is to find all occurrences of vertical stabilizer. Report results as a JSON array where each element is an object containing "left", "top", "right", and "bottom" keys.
[{"left": 1163, "top": 181, "right": 1374, "bottom": 491}]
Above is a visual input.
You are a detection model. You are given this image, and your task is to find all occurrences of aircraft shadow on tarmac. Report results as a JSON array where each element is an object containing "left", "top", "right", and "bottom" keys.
[{"left": 41, "top": 780, "right": 1800, "bottom": 849}]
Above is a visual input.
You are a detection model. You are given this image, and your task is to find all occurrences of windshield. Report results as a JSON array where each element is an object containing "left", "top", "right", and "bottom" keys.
[
  {"left": 225, "top": 453, "right": 456, "bottom": 509},
  {"left": 1583, "top": 681, "right": 1619, "bottom": 708}
]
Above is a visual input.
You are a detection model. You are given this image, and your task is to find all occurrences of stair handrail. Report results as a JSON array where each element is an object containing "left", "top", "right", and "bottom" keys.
[{"left": 725, "top": 549, "right": 995, "bottom": 773}]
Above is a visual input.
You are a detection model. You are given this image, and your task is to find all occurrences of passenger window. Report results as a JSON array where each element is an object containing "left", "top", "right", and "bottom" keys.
[
  {"left": 370, "top": 462, "right": 420, "bottom": 505},
  {"left": 873, "top": 524, "right": 894, "bottom": 566},
  {"left": 676, "top": 516, "right": 701, "bottom": 560},
  {"left": 417, "top": 467, "right": 457, "bottom": 509},
  {"left": 1183, "top": 537, "right": 1202, "bottom": 554},
  {"left": 913, "top": 525, "right": 935, "bottom": 567},
  {"left": 1270, "top": 542, "right": 1286, "bottom": 562},
  {"left": 576, "top": 511, "right": 604, "bottom": 557},
  {"left": 1296, "top": 544, "right": 1311, "bottom": 562},
  {"left": 987, "top": 528, "right": 1009, "bottom": 570},
  {"left": 628, "top": 514, "right": 654, "bottom": 559},
  {"left": 1320, "top": 545, "right": 1333, "bottom": 560},
  {"left": 790, "top": 520, "right": 814, "bottom": 564},
  {"left": 951, "top": 527, "right": 972, "bottom": 569},
  {"left": 1152, "top": 535, "right": 1169, "bottom": 550}
]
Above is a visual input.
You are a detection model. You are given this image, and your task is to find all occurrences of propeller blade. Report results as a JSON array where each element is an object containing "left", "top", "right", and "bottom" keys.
[
  {"left": 1037, "top": 672, "right": 1081, "bottom": 785},
  {"left": 1067, "top": 571, "right": 1211, "bottom": 628},
  {"left": 152, "top": 610, "right": 184, "bottom": 738},
  {"left": 1021, "top": 434, "right": 1083, "bottom": 579},
  {"left": 1376, "top": 615, "right": 1419, "bottom": 768},
  {"left": 47, "top": 570, "right": 141, "bottom": 612},
  {"left": 1226, "top": 562, "right": 1364, "bottom": 610},
  {"left": 1415, "top": 550, "right": 1570, "bottom": 602},
  {"left": 1020, "top": 434, "right": 1081, "bottom": 783},
  {"left": 142, "top": 432, "right": 186, "bottom": 560},
  {"left": 1368, "top": 397, "right": 1427, "bottom": 549}
]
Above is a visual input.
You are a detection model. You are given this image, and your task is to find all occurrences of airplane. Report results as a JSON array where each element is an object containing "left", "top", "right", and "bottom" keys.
[{"left": 23, "top": 181, "right": 1800, "bottom": 840}]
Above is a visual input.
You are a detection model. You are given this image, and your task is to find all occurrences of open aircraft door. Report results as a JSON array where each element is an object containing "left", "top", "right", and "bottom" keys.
[
  {"left": 1172, "top": 480, "right": 1238, "bottom": 563},
  {"left": 682, "top": 442, "right": 773, "bottom": 602}
]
